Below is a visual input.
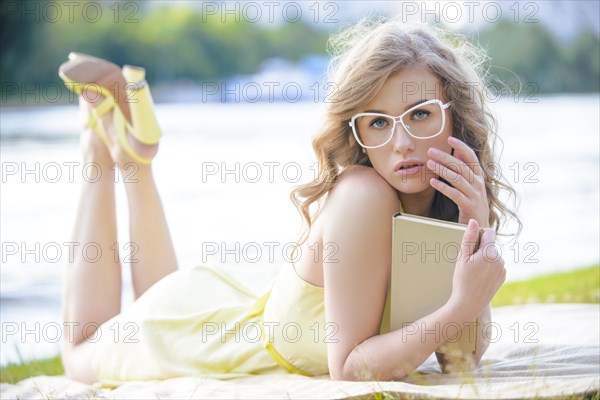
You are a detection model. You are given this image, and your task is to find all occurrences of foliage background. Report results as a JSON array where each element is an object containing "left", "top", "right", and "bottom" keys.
[{"left": 1, "top": 0, "right": 599, "bottom": 100}]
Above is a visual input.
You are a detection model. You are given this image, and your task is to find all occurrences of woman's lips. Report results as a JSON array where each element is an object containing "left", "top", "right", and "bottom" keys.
[
  {"left": 394, "top": 164, "right": 423, "bottom": 176},
  {"left": 394, "top": 161, "right": 425, "bottom": 176}
]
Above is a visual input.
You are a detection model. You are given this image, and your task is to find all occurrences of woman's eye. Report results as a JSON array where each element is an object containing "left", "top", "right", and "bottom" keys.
[
  {"left": 412, "top": 110, "right": 430, "bottom": 120},
  {"left": 370, "top": 118, "right": 389, "bottom": 128}
]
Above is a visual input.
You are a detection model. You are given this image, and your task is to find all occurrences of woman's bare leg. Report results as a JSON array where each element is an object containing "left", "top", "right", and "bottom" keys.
[
  {"left": 63, "top": 106, "right": 179, "bottom": 313},
  {"left": 61, "top": 97, "right": 122, "bottom": 382},
  {"left": 62, "top": 97, "right": 123, "bottom": 343},
  {"left": 61, "top": 84, "right": 178, "bottom": 382},
  {"left": 122, "top": 163, "right": 178, "bottom": 300}
]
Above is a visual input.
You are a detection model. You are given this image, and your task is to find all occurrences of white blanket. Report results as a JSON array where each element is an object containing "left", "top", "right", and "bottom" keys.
[{"left": 2, "top": 303, "right": 599, "bottom": 400}]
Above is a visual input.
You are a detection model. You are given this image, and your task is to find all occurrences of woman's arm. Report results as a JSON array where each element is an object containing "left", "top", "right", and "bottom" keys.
[
  {"left": 473, "top": 304, "right": 492, "bottom": 362},
  {"left": 321, "top": 168, "right": 504, "bottom": 381},
  {"left": 321, "top": 167, "right": 400, "bottom": 380},
  {"left": 342, "top": 295, "right": 478, "bottom": 380},
  {"left": 435, "top": 303, "right": 491, "bottom": 372},
  {"left": 427, "top": 136, "right": 497, "bottom": 371}
]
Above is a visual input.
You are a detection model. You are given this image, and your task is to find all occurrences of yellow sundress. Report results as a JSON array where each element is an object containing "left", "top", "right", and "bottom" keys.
[
  {"left": 90, "top": 259, "right": 394, "bottom": 386},
  {"left": 90, "top": 202, "right": 403, "bottom": 386}
]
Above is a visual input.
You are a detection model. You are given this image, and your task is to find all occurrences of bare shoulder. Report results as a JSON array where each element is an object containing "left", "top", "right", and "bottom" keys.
[
  {"left": 336, "top": 164, "right": 396, "bottom": 193},
  {"left": 319, "top": 165, "right": 400, "bottom": 235},
  {"left": 320, "top": 164, "right": 399, "bottom": 264}
]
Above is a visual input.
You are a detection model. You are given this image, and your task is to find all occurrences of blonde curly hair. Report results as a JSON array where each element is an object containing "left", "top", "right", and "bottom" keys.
[{"left": 290, "top": 17, "right": 522, "bottom": 248}]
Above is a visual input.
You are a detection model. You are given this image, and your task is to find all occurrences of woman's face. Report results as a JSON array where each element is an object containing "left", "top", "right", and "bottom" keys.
[{"left": 360, "top": 65, "right": 454, "bottom": 195}]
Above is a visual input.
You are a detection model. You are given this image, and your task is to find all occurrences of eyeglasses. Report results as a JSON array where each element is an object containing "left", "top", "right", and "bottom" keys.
[{"left": 349, "top": 99, "right": 452, "bottom": 149}]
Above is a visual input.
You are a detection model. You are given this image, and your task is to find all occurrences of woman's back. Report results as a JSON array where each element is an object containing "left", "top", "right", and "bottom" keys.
[
  {"left": 264, "top": 165, "right": 403, "bottom": 376},
  {"left": 291, "top": 165, "right": 401, "bottom": 289}
]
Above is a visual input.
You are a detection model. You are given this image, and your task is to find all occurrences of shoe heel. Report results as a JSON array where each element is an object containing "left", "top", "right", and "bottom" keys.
[
  {"left": 68, "top": 52, "right": 86, "bottom": 61},
  {"left": 122, "top": 65, "right": 162, "bottom": 145}
]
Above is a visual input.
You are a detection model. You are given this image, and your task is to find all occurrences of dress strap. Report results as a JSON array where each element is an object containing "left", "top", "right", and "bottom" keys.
[
  {"left": 254, "top": 290, "right": 314, "bottom": 377},
  {"left": 264, "top": 341, "right": 313, "bottom": 376}
]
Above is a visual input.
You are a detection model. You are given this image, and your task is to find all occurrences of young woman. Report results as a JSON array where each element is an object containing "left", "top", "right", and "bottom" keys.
[{"left": 59, "top": 19, "right": 519, "bottom": 385}]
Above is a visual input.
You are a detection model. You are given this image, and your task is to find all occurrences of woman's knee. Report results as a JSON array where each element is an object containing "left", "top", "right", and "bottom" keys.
[{"left": 61, "top": 341, "right": 98, "bottom": 384}]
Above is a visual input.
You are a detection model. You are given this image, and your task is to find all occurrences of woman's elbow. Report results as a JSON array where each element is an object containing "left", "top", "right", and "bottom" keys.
[
  {"left": 329, "top": 359, "right": 359, "bottom": 381},
  {"left": 329, "top": 370, "right": 345, "bottom": 381},
  {"left": 329, "top": 358, "right": 367, "bottom": 381},
  {"left": 331, "top": 358, "right": 408, "bottom": 382},
  {"left": 330, "top": 368, "right": 374, "bottom": 382}
]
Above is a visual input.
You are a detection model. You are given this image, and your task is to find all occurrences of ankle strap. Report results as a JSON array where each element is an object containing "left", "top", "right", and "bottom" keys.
[{"left": 128, "top": 79, "right": 148, "bottom": 91}]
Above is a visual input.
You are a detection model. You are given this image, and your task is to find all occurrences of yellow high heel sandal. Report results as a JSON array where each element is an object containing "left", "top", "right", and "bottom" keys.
[{"left": 58, "top": 52, "right": 162, "bottom": 164}]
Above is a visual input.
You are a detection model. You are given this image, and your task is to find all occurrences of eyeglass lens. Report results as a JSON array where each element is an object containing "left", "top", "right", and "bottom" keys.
[{"left": 354, "top": 101, "right": 444, "bottom": 147}]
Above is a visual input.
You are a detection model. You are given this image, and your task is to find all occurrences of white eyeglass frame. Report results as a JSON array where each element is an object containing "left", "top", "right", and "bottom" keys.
[{"left": 348, "top": 99, "right": 452, "bottom": 149}]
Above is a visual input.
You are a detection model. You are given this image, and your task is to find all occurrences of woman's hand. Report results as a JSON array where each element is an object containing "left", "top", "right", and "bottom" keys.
[
  {"left": 448, "top": 219, "right": 505, "bottom": 319},
  {"left": 426, "top": 136, "right": 490, "bottom": 228}
]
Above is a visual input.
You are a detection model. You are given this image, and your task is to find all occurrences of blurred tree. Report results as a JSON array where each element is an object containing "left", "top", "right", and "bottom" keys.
[
  {"left": 1, "top": 1, "right": 598, "bottom": 103},
  {"left": 1, "top": 0, "right": 46, "bottom": 89},
  {"left": 475, "top": 19, "right": 599, "bottom": 94},
  {"left": 564, "top": 29, "right": 600, "bottom": 92}
]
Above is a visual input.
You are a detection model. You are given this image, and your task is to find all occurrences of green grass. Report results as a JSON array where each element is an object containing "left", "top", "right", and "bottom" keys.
[
  {"left": 366, "top": 391, "right": 600, "bottom": 400},
  {"left": 0, "top": 355, "right": 64, "bottom": 385},
  {"left": 492, "top": 264, "right": 600, "bottom": 307},
  {"left": 1, "top": 265, "right": 599, "bottom": 385}
]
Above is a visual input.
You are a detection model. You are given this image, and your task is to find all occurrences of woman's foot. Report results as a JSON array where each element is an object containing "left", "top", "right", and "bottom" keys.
[
  {"left": 79, "top": 88, "right": 159, "bottom": 167},
  {"left": 60, "top": 53, "right": 161, "bottom": 166}
]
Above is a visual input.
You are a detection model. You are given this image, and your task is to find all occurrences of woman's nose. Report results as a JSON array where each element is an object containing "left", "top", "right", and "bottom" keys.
[{"left": 392, "top": 122, "right": 415, "bottom": 152}]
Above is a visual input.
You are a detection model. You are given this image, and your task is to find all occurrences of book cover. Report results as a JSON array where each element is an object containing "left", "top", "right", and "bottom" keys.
[{"left": 388, "top": 212, "right": 478, "bottom": 357}]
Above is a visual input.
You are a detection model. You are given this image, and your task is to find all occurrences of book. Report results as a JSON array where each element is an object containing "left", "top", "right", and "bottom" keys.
[{"left": 384, "top": 211, "right": 479, "bottom": 358}]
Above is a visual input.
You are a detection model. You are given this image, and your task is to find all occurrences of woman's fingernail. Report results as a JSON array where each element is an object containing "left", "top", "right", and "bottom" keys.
[{"left": 468, "top": 219, "right": 476, "bottom": 230}]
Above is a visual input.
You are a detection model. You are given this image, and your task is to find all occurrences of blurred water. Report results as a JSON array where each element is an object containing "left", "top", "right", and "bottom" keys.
[{"left": 1, "top": 95, "right": 599, "bottom": 366}]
